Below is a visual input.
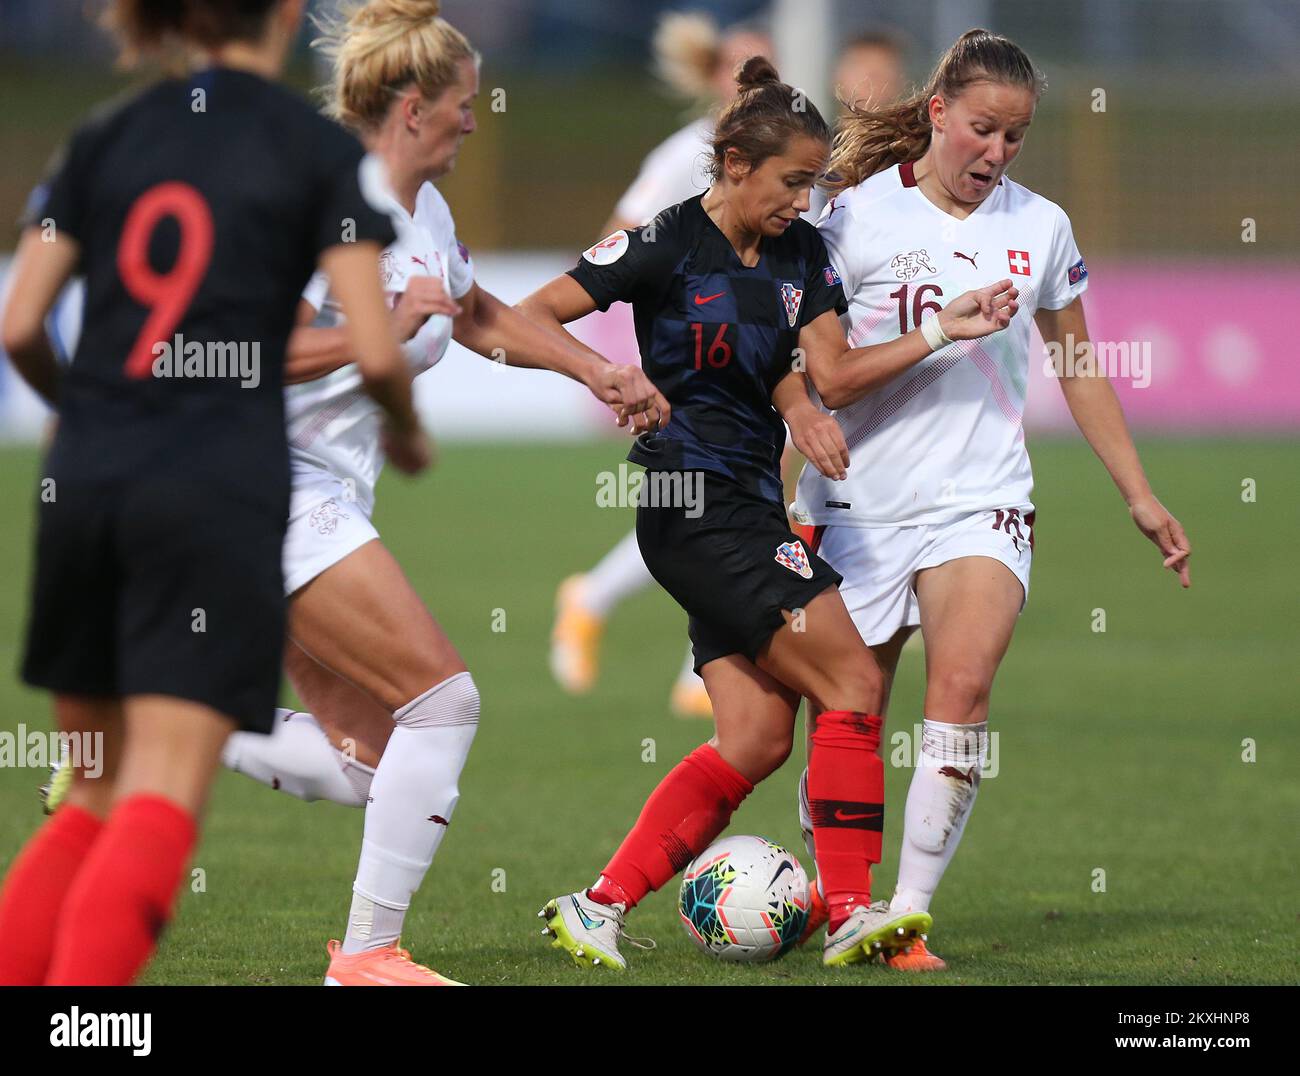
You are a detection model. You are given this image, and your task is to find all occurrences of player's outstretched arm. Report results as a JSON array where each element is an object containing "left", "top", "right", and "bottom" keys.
[
  {"left": 0, "top": 227, "right": 79, "bottom": 406},
  {"left": 772, "top": 370, "right": 848, "bottom": 481},
  {"left": 284, "top": 277, "right": 463, "bottom": 385},
  {"left": 514, "top": 275, "right": 671, "bottom": 430},
  {"left": 803, "top": 282, "right": 1018, "bottom": 411},
  {"left": 319, "top": 241, "right": 429, "bottom": 475},
  {"left": 1038, "top": 298, "right": 1191, "bottom": 587}
]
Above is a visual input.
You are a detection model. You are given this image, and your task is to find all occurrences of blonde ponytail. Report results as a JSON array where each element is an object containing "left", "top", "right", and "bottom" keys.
[
  {"left": 314, "top": 0, "right": 478, "bottom": 131},
  {"left": 652, "top": 11, "right": 721, "bottom": 102}
]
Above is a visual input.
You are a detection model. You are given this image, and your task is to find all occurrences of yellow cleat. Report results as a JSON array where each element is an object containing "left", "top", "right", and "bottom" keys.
[
  {"left": 823, "top": 902, "right": 932, "bottom": 968},
  {"left": 549, "top": 575, "right": 605, "bottom": 694},
  {"left": 40, "top": 742, "right": 73, "bottom": 815}
]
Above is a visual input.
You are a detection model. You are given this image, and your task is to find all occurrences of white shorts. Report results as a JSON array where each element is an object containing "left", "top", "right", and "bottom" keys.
[
  {"left": 814, "top": 506, "right": 1035, "bottom": 646},
  {"left": 282, "top": 461, "right": 379, "bottom": 596}
]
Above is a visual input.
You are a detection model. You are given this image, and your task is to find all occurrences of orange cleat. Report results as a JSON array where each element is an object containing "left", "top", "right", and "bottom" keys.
[
  {"left": 669, "top": 678, "right": 714, "bottom": 719},
  {"left": 798, "top": 877, "right": 828, "bottom": 946},
  {"left": 884, "top": 935, "right": 948, "bottom": 972},
  {"left": 549, "top": 575, "right": 605, "bottom": 694},
  {"left": 323, "top": 940, "right": 464, "bottom": 986}
]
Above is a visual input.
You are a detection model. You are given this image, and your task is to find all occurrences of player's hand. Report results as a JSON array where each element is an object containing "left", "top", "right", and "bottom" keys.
[
  {"left": 1129, "top": 494, "right": 1191, "bottom": 587},
  {"left": 938, "top": 280, "right": 1019, "bottom": 341},
  {"left": 788, "top": 409, "right": 849, "bottom": 481},
  {"left": 589, "top": 364, "right": 671, "bottom": 432},
  {"left": 392, "top": 276, "right": 462, "bottom": 341},
  {"left": 381, "top": 420, "right": 434, "bottom": 475}
]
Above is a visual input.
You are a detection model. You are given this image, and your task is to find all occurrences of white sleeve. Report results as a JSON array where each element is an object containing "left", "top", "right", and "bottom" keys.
[
  {"left": 614, "top": 153, "right": 678, "bottom": 227},
  {"left": 815, "top": 195, "right": 866, "bottom": 298},
  {"left": 301, "top": 270, "right": 331, "bottom": 313},
  {"left": 446, "top": 232, "right": 474, "bottom": 299},
  {"left": 1037, "top": 206, "right": 1089, "bottom": 310}
]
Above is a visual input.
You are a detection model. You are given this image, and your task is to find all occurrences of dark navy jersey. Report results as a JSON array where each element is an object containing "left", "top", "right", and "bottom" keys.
[
  {"left": 568, "top": 195, "right": 847, "bottom": 504},
  {"left": 27, "top": 67, "right": 395, "bottom": 510}
]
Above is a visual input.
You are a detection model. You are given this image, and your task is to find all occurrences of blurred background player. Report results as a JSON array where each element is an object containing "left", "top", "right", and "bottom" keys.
[
  {"left": 832, "top": 29, "right": 907, "bottom": 112},
  {"left": 0, "top": 0, "right": 424, "bottom": 986},
  {"left": 549, "top": 12, "right": 773, "bottom": 718},
  {"left": 523, "top": 57, "right": 1017, "bottom": 971},
  {"left": 213, "top": 0, "right": 666, "bottom": 986},
  {"left": 793, "top": 29, "right": 1192, "bottom": 970}
]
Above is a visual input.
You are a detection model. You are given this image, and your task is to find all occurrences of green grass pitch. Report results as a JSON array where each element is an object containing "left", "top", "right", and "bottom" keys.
[{"left": 0, "top": 438, "right": 1295, "bottom": 985}]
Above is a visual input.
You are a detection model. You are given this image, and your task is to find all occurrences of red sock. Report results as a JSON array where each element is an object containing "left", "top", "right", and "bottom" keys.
[
  {"left": 590, "top": 744, "right": 753, "bottom": 909},
  {"left": 808, "top": 711, "right": 884, "bottom": 933},
  {"left": 45, "top": 794, "right": 197, "bottom": 986},
  {"left": 0, "top": 806, "right": 104, "bottom": 985}
]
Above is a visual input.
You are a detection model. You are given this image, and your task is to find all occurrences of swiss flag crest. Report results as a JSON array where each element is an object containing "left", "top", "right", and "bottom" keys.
[
  {"left": 1007, "top": 249, "right": 1031, "bottom": 275},
  {"left": 775, "top": 540, "right": 814, "bottom": 579}
]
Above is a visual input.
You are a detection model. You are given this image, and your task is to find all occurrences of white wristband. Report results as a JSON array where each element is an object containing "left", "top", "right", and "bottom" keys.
[{"left": 920, "top": 315, "right": 953, "bottom": 352}]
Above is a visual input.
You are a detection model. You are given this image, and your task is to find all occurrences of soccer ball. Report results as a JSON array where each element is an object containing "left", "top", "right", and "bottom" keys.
[{"left": 678, "top": 835, "right": 809, "bottom": 962}]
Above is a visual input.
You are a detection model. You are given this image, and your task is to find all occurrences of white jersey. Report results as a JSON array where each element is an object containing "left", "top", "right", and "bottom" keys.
[
  {"left": 613, "top": 116, "right": 713, "bottom": 226},
  {"left": 285, "top": 181, "right": 474, "bottom": 504},
  {"left": 794, "top": 162, "right": 1088, "bottom": 528}
]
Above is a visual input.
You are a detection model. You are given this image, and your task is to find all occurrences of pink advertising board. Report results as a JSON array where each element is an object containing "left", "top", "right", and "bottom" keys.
[{"left": 568, "top": 261, "right": 1300, "bottom": 434}]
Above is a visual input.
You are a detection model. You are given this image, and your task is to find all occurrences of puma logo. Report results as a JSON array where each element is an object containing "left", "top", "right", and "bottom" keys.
[{"left": 954, "top": 251, "right": 979, "bottom": 269}]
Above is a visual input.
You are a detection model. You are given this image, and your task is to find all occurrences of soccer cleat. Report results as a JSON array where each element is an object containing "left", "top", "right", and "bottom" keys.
[
  {"left": 538, "top": 890, "right": 643, "bottom": 970},
  {"left": 39, "top": 743, "right": 73, "bottom": 815},
  {"left": 549, "top": 575, "right": 605, "bottom": 694},
  {"left": 798, "top": 877, "right": 828, "bottom": 946},
  {"left": 885, "top": 934, "right": 948, "bottom": 972},
  {"left": 669, "top": 677, "right": 714, "bottom": 719},
  {"left": 323, "top": 940, "right": 464, "bottom": 986},
  {"left": 822, "top": 901, "right": 933, "bottom": 967}
]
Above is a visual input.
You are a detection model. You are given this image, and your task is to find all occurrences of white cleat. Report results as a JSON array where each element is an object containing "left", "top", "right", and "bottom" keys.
[
  {"left": 538, "top": 890, "right": 633, "bottom": 970},
  {"left": 823, "top": 901, "right": 933, "bottom": 967}
]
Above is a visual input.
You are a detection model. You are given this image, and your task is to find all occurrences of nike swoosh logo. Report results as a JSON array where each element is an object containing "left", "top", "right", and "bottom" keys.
[
  {"left": 835, "top": 808, "right": 882, "bottom": 822},
  {"left": 767, "top": 860, "right": 794, "bottom": 891},
  {"left": 572, "top": 896, "right": 604, "bottom": 932},
  {"left": 694, "top": 292, "right": 725, "bottom": 305}
]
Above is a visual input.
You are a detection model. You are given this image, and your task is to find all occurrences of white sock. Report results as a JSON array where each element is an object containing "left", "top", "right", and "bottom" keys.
[
  {"left": 222, "top": 708, "right": 373, "bottom": 807},
  {"left": 675, "top": 645, "right": 704, "bottom": 688},
  {"left": 582, "top": 529, "right": 653, "bottom": 616},
  {"left": 890, "top": 718, "right": 986, "bottom": 915},
  {"left": 342, "top": 672, "right": 480, "bottom": 954}
]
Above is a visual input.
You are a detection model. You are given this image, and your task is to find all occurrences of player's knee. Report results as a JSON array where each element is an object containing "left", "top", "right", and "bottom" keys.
[
  {"left": 820, "top": 662, "right": 885, "bottom": 715},
  {"left": 393, "top": 670, "right": 480, "bottom": 731},
  {"left": 927, "top": 668, "right": 991, "bottom": 721}
]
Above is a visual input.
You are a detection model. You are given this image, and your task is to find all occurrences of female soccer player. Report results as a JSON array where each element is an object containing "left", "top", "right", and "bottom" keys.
[
  {"left": 0, "top": 0, "right": 423, "bottom": 986},
  {"left": 550, "top": 12, "right": 773, "bottom": 717},
  {"left": 792, "top": 28, "right": 1192, "bottom": 970},
  {"left": 519, "top": 57, "right": 1018, "bottom": 970},
  {"left": 214, "top": 0, "right": 666, "bottom": 986}
]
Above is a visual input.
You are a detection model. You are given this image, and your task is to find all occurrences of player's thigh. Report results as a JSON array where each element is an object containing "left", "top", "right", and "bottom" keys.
[
  {"left": 114, "top": 695, "right": 237, "bottom": 817},
  {"left": 701, "top": 655, "right": 800, "bottom": 784},
  {"left": 756, "top": 587, "right": 885, "bottom": 717},
  {"left": 283, "top": 639, "right": 392, "bottom": 767},
  {"left": 915, "top": 555, "right": 1023, "bottom": 723},
  {"left": 289, "top": 539, "right": 466, "bottom": 711}
]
